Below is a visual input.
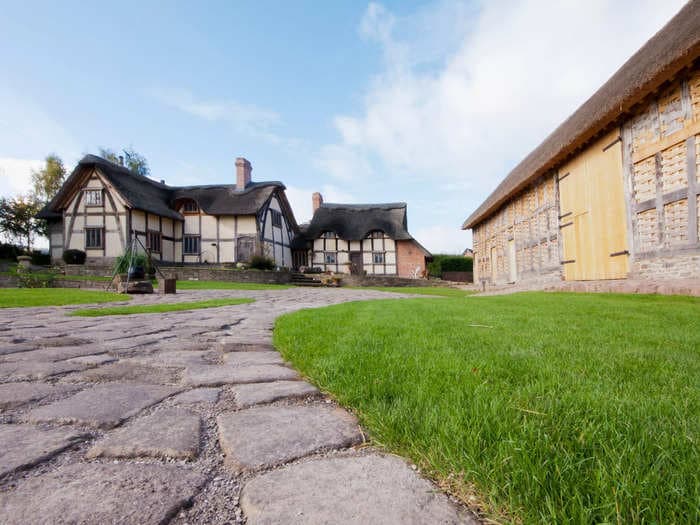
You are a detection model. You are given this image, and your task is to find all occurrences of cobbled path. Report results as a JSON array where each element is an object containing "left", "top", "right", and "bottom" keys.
[{"left": 0, "top": 287, "right": 479, "bottom": 524}]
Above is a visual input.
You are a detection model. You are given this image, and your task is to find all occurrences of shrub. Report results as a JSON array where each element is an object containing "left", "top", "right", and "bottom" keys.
[
  {"left": 441, "top": 256, "right": 473, "bottom": 272},
  {"left": 427, "top": 254, "right": 473, "bottom": 277},
  {"left": 113, "top": 250, "right": 148, "bottom": 275},
  {"left": 63, "top": 249, "right": 86, "bottom": 265},
  {"left": 0, "top": 243, "right": 23, "bottom": 260},
  {"left": 15, "top": 266, "right": 56, "bottom": 288},
  {"left": 31, "top": 250, "right": 51, "bottom": 266},
  {"left": 249, "top": 255, "right": 275, "bottom": 270}
]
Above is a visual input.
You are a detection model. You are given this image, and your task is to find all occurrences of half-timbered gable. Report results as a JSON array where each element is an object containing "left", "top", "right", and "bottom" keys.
[
  {"left": 463, "top": 2, "right": 700, "bottom": 289},
  {"left": 293, "top": 193, "right": 431, "bottom": 277},
  {"left": 39, "top": 155, "right": 298, "bottom": 268}
]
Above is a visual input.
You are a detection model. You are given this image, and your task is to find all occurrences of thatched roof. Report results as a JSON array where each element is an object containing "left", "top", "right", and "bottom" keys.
[
  {"left": 463, "top": 0, "right": 700, "bottom": 229},
  {"left": 293, "top": 202, "right": 432, "bottom": 256},
  {"left": 38, "top": 155, "right": 291, "bottom": 224}
]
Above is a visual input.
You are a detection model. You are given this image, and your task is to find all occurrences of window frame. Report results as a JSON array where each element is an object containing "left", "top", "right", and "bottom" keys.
[
  {"left": 324, "top": 251, "right": 337, "bottom": 264},
  {"left": 85, "top": 227, "right": 104, "bottom": 249},
  {"left": 182, "top": 200, "right": 199, "bottom": 214},
  {"left": 83, "top": 189, "right": 103, "bottom": 207},
  {"left": 183, "top": 235, "right": 200, "bottom": 255},
  {"left": 373, "top": 251, "right": 385, "bottom": 264},
  {"left": 270, "top": 209, "right": 282, "bottom": 228},
  {"left": 147, "top": 230, "right": 162, "bottom": 253}
]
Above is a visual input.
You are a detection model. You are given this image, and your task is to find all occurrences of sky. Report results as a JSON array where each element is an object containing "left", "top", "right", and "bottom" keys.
[{"left": 0, "top": 0, "right": 687, "bottom": 253}]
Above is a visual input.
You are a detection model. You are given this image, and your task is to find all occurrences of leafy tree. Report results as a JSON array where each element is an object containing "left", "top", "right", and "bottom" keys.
[
  {"left": 99, "top": 146, "right": 150, "bottom": 177},
  {"left": 0, "top": 195, "right": 43, "bottom": 250},
  {"left": 30, "top": 154, "right": 66, "bottom": 203}
]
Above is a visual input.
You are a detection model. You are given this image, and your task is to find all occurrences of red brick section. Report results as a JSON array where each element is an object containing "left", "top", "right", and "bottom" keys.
[{"left": 396, "top": 240, "right": 427, "bottom": 278}]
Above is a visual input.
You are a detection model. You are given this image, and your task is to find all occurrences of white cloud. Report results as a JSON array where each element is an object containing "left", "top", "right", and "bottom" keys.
[
  {"left": 285, "top": 184, "right": 357, "bottom": 224},
  {"left": 150, "top": 87, "right": 296, "bottom": 147},
  {"left": 414, "top": 224, "right": 470, "bottom": 254},
  {"left": 317, "top": 0, "right": 686, "bottom": 221},
  {"left": 0, "top": 157, "right": 43, "bottom": 198}
]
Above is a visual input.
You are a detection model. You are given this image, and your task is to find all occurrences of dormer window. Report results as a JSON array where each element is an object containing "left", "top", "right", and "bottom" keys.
[
  {"left": 366, "top": 230, "right": 384, "bottom": 239},
  {"left": 182, "top": 200, "right": 199, "bottom": 213},
  {"left": 321, "top": 231, "right": 337, "bottom": 239}
]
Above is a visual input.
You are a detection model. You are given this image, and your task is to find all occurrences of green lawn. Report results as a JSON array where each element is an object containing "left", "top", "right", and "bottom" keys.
[
  {"left": 0, "top": 288, "right": 130, "bottom": 308},
  {"left": 356, "top": 286, "right": 476, "bottom": 298},
  {"left": 71, "top": 297, "right": 254, "bottom": 317},
  {"left": 174, "top": 280, "right": 291, "bottom": 290},
  {"left": 274, "top": 292, "right": 700, "bottom": 524}
]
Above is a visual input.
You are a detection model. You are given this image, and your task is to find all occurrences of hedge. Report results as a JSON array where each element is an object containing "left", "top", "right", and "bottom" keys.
[{"left": 428, "top": 254, "right": 473, "bottom": 277}]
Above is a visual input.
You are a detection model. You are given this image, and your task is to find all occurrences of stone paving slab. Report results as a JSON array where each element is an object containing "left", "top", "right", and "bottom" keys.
[
  {"left": 0, "top": 463, "right": 207, "bottom": 525},
  {"left": 65, "top": 354, "right": 117, "bottom": 366},
  {"left": 32, "top": 336, "right": 93, "bottom": 348},
  {"left": 0, "top": 424, "right": 88, "bottom": 477},
  {"left": 0, "top": 360, "right": 85, "bottom": 381},
  {"left": 129, "top": 350, "right": 217, "bottom": 367},
  {"left": 241, "top": 454, "right": 476, "bottom": 525},
  {"left": 223, "top": 351, "right": 284, "bottom": 367},
  {"left": 60, "top": 361, "right": 182, "bottom": 385},
  {"left": 232, "top": 381, "right": 319, "bottom": 408},
  {"left": 0, "top": 343, "right": 39, "bottom": 357},
  {"left": 184, "top": 364, "right": 299, "bottom": 387},
  {"left": 29, "top": 383, "right": 178, "bottom": 429},
  {"left": 172, "top": 387, "right": 221, "bottom": 404},
  {"left": 0, "top": 382, "right": 77, "bottom": 410},
  {"left": 0, "top": 345, "right": 108, "bottom": 363},
  {"left": 87, "top": 408, "right": 201, "bottom": 460},
  {"left": 219, "top": 342, "right": 276, "bottom": 352},
  {"left": 217, "top": 405, "right": 361, "bottom": 472}
]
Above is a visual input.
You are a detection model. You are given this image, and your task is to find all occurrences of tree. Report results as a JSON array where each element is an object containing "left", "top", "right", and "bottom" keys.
[
  {"left": 31, "top": 154, "right": 66, "bottom": 203},
  {"left": 99, "top": 146, "right": 150, "bottom": 177},
  {"left": 0, "top": 195, "right": 43, "bottom": 250}
]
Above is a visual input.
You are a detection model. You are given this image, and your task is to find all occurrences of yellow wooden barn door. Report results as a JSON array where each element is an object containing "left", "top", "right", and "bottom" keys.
[{"left": 558, "top": 129, "right": 629, "bottom": 280}]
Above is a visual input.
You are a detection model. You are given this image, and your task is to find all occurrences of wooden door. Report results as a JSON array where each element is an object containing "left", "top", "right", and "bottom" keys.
[
  {"left": 349, "top": 252, "right": 363, "bottom": 275},
  {"left": 236, "top": 236, "right": 256, "bottom": 263},
  {"left": 559, "top": 129, "right": 629, "bottom": 280}
]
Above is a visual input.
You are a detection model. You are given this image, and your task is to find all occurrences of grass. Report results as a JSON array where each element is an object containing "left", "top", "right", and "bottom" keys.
[
  {"left": 274, "top": 292, "right": 700, "bottom": 524},
  {"left": 174, "top": 280, "right": 291, "bottom": 290},
  {"left": 0, "top": 288, "right": 130, "bottom": 308},
  {"left": 71, "top": 297, "right": 254, "bottom": 316},
  {"left": 356, "top": 286, "right": 477, "bottom": 298}
]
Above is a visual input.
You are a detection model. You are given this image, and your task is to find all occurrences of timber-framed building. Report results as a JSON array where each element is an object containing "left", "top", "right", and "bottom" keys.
[
  {"left": 463, "top": 1, "right": 700, "bottom": 288},
  {"left": 292, "top": 192, "right": 431, "bottom": 277},
  {"left": 38, "top": 155, "right": 298, "bottom": 267}
]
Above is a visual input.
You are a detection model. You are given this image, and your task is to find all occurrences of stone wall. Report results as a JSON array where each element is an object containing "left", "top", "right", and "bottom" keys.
[
  {"left": 632, "top": 252, "right": 700, "bottom": 280},
  {"left": 339, "top": 274, "right": 446, "bottom": 288},
  {"left": 63, "top": 264, "right": 292, "bottom": 284},
  {"left": 441, "top": 271, "right": 473, "bottom": 283}
]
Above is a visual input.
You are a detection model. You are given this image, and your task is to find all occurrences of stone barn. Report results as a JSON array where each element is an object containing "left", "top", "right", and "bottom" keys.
[{"left": 462, "top": 2, "right": 700, "bottom": 290}]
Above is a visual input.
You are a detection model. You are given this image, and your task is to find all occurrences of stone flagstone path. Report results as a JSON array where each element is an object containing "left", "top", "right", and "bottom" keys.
[{"left": 0, "top": 287, "right": 480, "bottom": 524}]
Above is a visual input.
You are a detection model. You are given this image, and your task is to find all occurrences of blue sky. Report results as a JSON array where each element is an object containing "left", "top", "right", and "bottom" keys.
[{"left": 0, "top": 0, "right": 686, "bottom": 252}]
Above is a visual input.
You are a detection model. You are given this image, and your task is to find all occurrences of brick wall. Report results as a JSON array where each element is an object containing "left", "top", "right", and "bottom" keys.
[
  {"left": 396, "top": 240, "right": 427, "bottom": 278},
  {"left": 632, "top": 253, "right": 700, "bottom": 280}
]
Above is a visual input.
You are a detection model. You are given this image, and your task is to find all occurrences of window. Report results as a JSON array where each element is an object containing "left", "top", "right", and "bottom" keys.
[
  {"left": 367, "top": 230, "right": 384, "bottom": 239},
  {"left": 270, "top": 209, "right": 282, "bottom": 228},
  {"left": 184, "top": 235, "right": 200, "bottom": 255},
  {"left": 85, "top": 227, "right": 103, "bottom": 249},
  {"left": 321, "top": 231, "right": 337, "bottom": 239},
  {"left": 84, "top": 190, "right": 102, "bottom": 206},
  {"left": 324, "top": 252, "right": 337, "bottom": 264},
  {"left": 373, "top": 252, "right": 385, "bottom": 264},
  {"left": 147, "top": 231, "right": 161, "bottom": 253},
  {"left": 182, "top": 200, "right": 199, "bottom": 213}
]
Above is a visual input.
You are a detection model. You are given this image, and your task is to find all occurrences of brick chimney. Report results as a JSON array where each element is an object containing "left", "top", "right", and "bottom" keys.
[
  {"left": 312, "top": 192, "right": 324, "bottom": 213},
  {"left": 236, "top": 157, "right": 252, "bottom": 190}
]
